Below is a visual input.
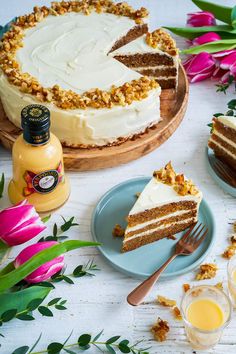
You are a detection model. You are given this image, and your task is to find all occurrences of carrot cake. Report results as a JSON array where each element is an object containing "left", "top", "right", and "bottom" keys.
[
  {"left": 0, "top": 0, "right": 179, "bottom": 148},
  {"left": 208, "top": 116, "right": 236, "bottom": 171},
  {"left": 122, "top": 162, "right": 202, "bottom": 252}
]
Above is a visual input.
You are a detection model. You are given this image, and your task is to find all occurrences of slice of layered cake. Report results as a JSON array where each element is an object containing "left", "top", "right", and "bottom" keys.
[
  {"left": 110, "top": 29, "right": 179, "bottom": 89},
  {"left": 122, "top": 162, "right": 202, "bottom": 252},
  {"left": 208, "top": 116, "right": 236, "bottom": 171}
]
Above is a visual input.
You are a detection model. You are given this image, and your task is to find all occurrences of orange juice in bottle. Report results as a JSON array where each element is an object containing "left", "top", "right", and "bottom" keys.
[{"left": 8, "top": 104, "right": 70, "bottom": 212}]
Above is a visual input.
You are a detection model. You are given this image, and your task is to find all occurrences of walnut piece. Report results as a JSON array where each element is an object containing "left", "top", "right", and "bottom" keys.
[
  {"left": 222, "top": 245, "right": 236, "bottom": 259},
  {"left": 146, "top": 29, "right": 178, "bottom": 55},
  {"left": 157, "top": 295, "right": 176, "bottom": 307},
  {"left": 112, "top": 224, "right": 125, "bottom": 237},
  {"left": 151, "top": 317, "right": 169, "bottom": 342},
  {"left": 183, "top": 283, "right": 190, "bottom": 293},
  {"left": 215, "top": 282, "right": 223, "bottom": 290},
  {"left": 172, "top": 306, "right": 182, "bottom": 321},
  {"left": 196, "top": 263, "right": 218, "bottom": 280}
]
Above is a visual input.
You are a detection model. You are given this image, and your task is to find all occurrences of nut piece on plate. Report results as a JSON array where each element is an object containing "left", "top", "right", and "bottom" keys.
[
  {"left": 151, "top": 317, "right": 169, "bottom": 342},
  {"left": 183, "top": 283, "right": 191, "bottom": 292},
  {"left": 157, "top": 295, "right": 176, "bottom": 307},
  {"left": 215, "top": 282, "right": 223, "bottom": 290},
  {"left": 196, "top": 263, "right": 218, "bottom": 280},
  {"left": 112, "top": 224, "right": 125, "bottom": 237},
  {"left": 172, "top": 306, "right": 182, "bottom": 321}
]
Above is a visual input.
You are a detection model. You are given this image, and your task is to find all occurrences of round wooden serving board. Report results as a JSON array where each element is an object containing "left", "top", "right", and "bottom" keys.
[{"left": 0, "top": 65, "right": 188, "bottom": 171}]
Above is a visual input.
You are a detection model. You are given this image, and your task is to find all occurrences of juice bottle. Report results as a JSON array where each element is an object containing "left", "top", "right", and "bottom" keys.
[{"left": 8, "top": 104, "right": 70, "bottom": 212}]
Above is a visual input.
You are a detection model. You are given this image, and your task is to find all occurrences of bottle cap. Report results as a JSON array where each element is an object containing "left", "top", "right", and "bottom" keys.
[{"left": 21, "top": 105, "right": 50, "bottom": 145}]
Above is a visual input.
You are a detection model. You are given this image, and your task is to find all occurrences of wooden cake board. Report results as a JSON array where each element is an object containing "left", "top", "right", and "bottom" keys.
[{"left": 0, "top": 64, "right": 189, "bottom": 171}]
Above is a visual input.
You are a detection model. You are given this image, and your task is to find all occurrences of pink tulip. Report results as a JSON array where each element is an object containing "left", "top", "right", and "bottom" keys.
[
  {"left": 187, "top": 11, "right": 216, "bottom": 27},
  {"left": 0, "top": 200, "right": 46, "bottom": 246},
  {"left": 212, "top": 49, "right": 236, "bottom": 58},
  {"left": 230, "top": 62, "right": 236, "bottom": 79},
  {"left": 219, "top": 52, "right": 236, "bottom": 70},
  {"left": 14, "top": 241, "right": 64, "bottom": 283},
  {"left": 183, "top": 52, "right": 215, "bottom": 82},
  {"left": 192, "top": 32, "right": 221, "bottom": 46}
]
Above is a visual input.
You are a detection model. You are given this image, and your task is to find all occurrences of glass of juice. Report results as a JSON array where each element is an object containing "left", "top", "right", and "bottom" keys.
[
  {"left": 181, "top": 285, "right": 232, "bottom": 350},
  {"left": 228, "top": 254, "right": 236, "bottom": 307}
]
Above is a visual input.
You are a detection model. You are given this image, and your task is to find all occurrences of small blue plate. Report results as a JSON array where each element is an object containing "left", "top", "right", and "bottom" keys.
[
  {"left": 206, "top": 147, "right": 236, "bottom": 198},
  {"left": 91, "top": 177, "right": 216, "bottom": 279}
]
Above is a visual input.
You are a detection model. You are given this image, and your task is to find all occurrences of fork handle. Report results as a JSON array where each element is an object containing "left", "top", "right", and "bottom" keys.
[{"left": 127, "top": 253, "right": 177, "bottom": 306}]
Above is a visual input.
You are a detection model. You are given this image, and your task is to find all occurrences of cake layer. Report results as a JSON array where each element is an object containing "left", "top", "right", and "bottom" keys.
[
  {"left": 211, "top": 133, "right": 236, "bottom": 156},
  {"left": 208, "top": 140, "right": 236, "bottom": 170},
  {"left": 136, "top": 66, "right": 177, "bottom": 76},
  {"left": 114, "top": 53, "right": 174, "bottom": 67},
  {"left": 122, "top": 218, "right": 195, "bottom": 252},
  {"left": 154, "top": 78, "right": 176, "bottom": 89},
  {"left": 110, "top": 24, "right": 148, "bottom": 52},
  {"left": 125, "top": 209, "right": 197, "bottom": 238},
  {"left": 214, "top": 120, "right": 236, "bottom": 144}
]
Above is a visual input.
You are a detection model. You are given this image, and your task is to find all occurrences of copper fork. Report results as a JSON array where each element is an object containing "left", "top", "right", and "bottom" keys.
[
  {"left": 213, "top": 159, "right": 236, "bottom": 188},
  {"left": 127, "top": 223, "right": 208, "bottom": 306}
]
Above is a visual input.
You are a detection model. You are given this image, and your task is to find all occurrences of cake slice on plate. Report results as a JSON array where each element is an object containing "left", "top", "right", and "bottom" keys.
[
  {"left": 208, "top": 115, "right": 236, "bottom": 171},
  {"left": 110, "top": 29, "right": 179, "bottom": 89},
  {"left": 122, "top": 162, "right": 202, "bottom": 252}
]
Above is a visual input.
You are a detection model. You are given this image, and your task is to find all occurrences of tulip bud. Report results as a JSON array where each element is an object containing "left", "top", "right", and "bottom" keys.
[
  {"left": 183, "top": 52, "right": 215, "bottom": 83},
  {"left": 187, "top": 11, "right": 216, "bottom": 27},
  {"left": 0, "top": 200, "right": 46, "bottom": 246},
  {"left": 192, "top": 32, "right": 221, "bottom": 46},
  {"left": 14, "top": 241, "right": 64, "bottom": 283}
]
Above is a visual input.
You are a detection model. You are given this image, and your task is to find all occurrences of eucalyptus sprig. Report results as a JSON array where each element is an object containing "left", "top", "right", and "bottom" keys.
[
  {"left": 38, "top": 217, "right": 79, "bottom": 243},
  {"left": 12, "top": 330, "right": 151, "bottom": 354},
  {"left": 216, "top": 75, "right": 236, "bottom": 94},
  {"left": 0, "top": 173, "right": 4, "bottom": 198},
  {"left": 51, "top": 259, "right": 100, "bottom": 284},
  {"left": 208, "top": 99, "right": 236, "bottom": 131}
]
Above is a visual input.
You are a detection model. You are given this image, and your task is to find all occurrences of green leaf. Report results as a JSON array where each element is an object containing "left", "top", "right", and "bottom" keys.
[
  {"left": 64, "top": 350, "right": 76, "bottom": 354},
  {"left": 182, "top": 39, "right": 236, "bottom": 54},
  {"left": 106, "top": 344, "right": 116, "bottom": 354},
  {"left": 16, "top": 314, "right": 34, "bottom": 321},
  {"left": 41, "top": 215, "right": 51, "bottom": 223},
  {"left": 192, "top": 0, "right": 232, "bottom": 24},
  {"left": 0, "top": 286, "right": 52, "bottom": 316},
  {"left": 53, "top": 223, "right": 58, "bottom": 237},
  {"left": 228, "top": 99, "right": 236, "bottom": 110},
  {"left": 0, "top": 173, "right": 4, "bottom": 198},
  {"left": 226, "top": 109, "right": 234, "bottom": 116},
  {"left": 55, "top": 305, "right": 67, "bottom": 310},
  {"left": 60, "top": 300, "right": 67, "bottom": 305},
  {"left": 118, "top": 342, "right": 131, "bottom": 353},
  {"left": 106, "top": 336, "right": 121, "bottom": 344},
  {"left": 47, "top": 342, "right": 64, "bottom": 354},
  {"left": 48, "top": 297, "right": 61, "bottom": 306},
  {"left": 213, "top": 113, "right": 223, "bottom": 117},
  {"left": 0, "top": 240, "right": 100, "bottom": 293},
  {"left": 29, "top": 333, "right": 42, "bottom": 353},
  {"left": 0, "top": 240, "right": 11, "bottom": 266},
  {"left": 78, "top": 334, "right": 91, "bottom": 346},
  {"left": 93, "top": 330, "right": 104, "bottom": 342},
  {"left": 12, "top": 346, "right": 29, "bottom": 354},
  {"left": 62, "top": 276, "right": 74, "bottom": 284},
  {"left": 1, "top": 309, "right": 17, "bottom": 322},
  {"left": 231, "top": 5, "right": 236, "bottom": 28},
  {"left": 27, "top": 298, "right": 44, "bottom": 311},
  {"left": 60, "top": 216, "right": 79, "bottom": 232},
  {"left": 163, "top": 25, "right": 236, "bottom": 39},
  {"left": 38, "top": 306, "right": 53, "bottom": 317}
]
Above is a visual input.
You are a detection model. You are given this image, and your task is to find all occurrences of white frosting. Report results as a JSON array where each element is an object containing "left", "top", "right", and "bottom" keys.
[
  {"left": 123, "top": 217, "right": 196, "bottom": 242},
  {"left": 126, "top": 209, "right": 196, "bottom": 233},
  {"left": 0, "top": 11, "right": 162, "bottom": 146},
  {"left": 214, "top": 130, "right": 236, "bottom": 149},
  {"left": 129, "top": 177, "right": 202, "bottom": 215},
  {"left": 217, "top": 116, "right": 236, "bottom": 130}
]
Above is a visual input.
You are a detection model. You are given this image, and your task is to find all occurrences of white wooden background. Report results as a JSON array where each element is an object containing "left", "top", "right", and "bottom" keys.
[{"left": 0, "top": 1, "right": 236, "bottom": 353}]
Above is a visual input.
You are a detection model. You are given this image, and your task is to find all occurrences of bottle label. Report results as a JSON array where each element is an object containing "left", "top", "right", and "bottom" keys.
[{"left": 23, "top": 162, "right": 63, "bottom": 196}]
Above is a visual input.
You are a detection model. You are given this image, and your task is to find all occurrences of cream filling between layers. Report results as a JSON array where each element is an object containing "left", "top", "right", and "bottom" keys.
[
  {"left": 126, "top": 209, "right": 195, "bottom": 233},
  {"left": 209, "top": 137, "right": 236, "bottom": 160},
  {"left": 213, "top": 130, "right": 236, "bottom": 149},
  {"left": 123, "top": 217, "right": 196, "bottom": 242}
]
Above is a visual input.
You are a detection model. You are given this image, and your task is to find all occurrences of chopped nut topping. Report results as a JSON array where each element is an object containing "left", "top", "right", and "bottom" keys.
[
  {"left": 196, "top": 263, "right": 218, "bottom": 280},
  {"left": 112, "top": 224, "right": 125, "bottom": 237},
  {"left": 151, "top": 317, "right": 169, "bottom": 342},
  {"left": 146, "top": 29, "right": 178, "bottom": 55},
  {"left": 172, "top": 306, "right": 182, "bottom": 321},
  {"left": 153, "top": 162, "right": 199, "bottom": 196},
  {"left": 183, "top": 283, "right": 190, "bottom": 293},
  {"left": 222, "top": 245, "right": 236, "bottom": 259},
  {"left": 157, "top": 295, "right": 176, "bottom": 307},
  {"left": 215, "top": 282, "right": 223, "bottom": 290}
]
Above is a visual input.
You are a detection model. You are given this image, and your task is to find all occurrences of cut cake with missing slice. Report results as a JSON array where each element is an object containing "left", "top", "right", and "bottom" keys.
[{"left": 122, "top": 162, "right": 202, "bottom": 252}]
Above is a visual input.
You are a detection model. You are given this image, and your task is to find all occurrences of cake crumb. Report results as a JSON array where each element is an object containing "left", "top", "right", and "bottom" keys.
[
  {"left": 157, "top": 295, "right": 176, "bottom": 307},
  {"left": 167, "top": 234, "right": 176, "bottom": 240},
  {"left": 183, "top": 283, "right": 190, "bottom": 293},
  {"left": 151, "top": 317, "right": 169, "bottom": 342},
  {"left": 172, "top": 306, "right": 182, "bottom": 321},
  {"left": 196, "top": 263, "right": 218, "bottom": 280},
  {"left": 215, "top": 282, "right": 223, "bottom": 290},
  {"left": 112, "top": 224, "right": 125, "bottom": 237}
]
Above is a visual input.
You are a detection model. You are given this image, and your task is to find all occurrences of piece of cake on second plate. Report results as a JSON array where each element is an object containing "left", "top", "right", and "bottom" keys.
[
  {"left": 122, "top": 162, "right": 202, "bottom": 252},
  {"left": 208, "top": 115, "right": 236, "bottom": 171}
]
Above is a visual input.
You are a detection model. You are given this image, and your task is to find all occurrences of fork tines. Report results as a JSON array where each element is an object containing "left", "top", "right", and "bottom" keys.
[{"left": 181, "top": 222, "right": 208, "bottom": 247}]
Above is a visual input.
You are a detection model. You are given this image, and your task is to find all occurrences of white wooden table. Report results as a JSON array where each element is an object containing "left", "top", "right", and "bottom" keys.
[{"left": 0, "top": 1, "right": 236, "bottom": 353}]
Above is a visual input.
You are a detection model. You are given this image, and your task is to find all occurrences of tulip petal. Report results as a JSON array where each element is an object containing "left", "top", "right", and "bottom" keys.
[
  {"left": 192, "top": 32, "right": 221, "bottom": 46},
  {"left": 190, "top": 70, "right": 214, "bottom": 83},
  {"left": 212, "top": 49, "right": 236, "bottom": 58},
  {"left": 187, "top": 11, "right": 216, "bottom": 27},
  {"left": 220, "top": 52, "right": 236, "bottom": 70},
  {"left": 185, "top": 52, "right": 215, "bottom": 75}
]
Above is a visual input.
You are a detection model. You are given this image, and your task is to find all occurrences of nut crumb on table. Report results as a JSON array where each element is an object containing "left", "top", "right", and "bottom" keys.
[
  {"left": 151, "top": 317, "right": 169, "bottom": 342},
  {"left": 215, "top": 282, "right": 223, "bottom": 290},
  {"left": 183, "top": 283, "right": 190, "bottom": 292},
  {"left": 195, "top": 263, "right": 218, "bottom": 280},
  {"left": 172, "top": 306, "right": 182, "bottom": 321},
  {"left": 157, "top": 295, "right": 176, "bottom": 307}
]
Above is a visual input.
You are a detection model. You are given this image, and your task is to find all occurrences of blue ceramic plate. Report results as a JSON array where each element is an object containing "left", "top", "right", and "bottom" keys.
[
  {"left": 91, "top": 177, "right": 216, "bottom": 279},
  {"left": 206, "top": 147, "right": 236, "bottom": 198}
]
